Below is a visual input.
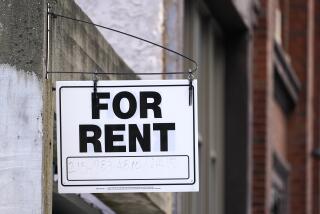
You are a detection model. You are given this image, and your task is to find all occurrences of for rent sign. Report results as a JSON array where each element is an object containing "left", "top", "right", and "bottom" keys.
[{"left": 56, "top": 80, "right": 198, "bottom": 193}]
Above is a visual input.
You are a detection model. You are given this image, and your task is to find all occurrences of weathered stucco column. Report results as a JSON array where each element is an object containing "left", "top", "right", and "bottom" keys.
[{"left": 0, "top": 0, "right": 52, "bottom": 213}]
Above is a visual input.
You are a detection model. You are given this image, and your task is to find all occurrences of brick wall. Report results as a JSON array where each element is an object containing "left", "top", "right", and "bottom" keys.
[
  {"left": 287, "top": 0, "right": 314, "bottom": 213},
  {"left": 252, "top": 0, "right": 319, "bottom": 213},
  {"left": 313, "top": 0, "right": 320, "bottom": 213},
  {"left": 252, "top": 0, "right": 274, "bottom": 213}
]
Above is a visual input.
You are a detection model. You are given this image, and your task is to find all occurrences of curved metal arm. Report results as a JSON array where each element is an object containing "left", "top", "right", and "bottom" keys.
[{"left": 47, "top": 11, "right": 198, "bottom": 76}]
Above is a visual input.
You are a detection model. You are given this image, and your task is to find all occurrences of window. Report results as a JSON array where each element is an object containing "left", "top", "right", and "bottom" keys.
[{"left": 181, "top": 1, "right": 225, "bottom": 213}]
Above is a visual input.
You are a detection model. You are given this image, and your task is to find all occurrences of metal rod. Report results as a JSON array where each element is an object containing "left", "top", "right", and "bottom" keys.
[
  {"left": 46, "top": 71, "right": 189, "bottom": 75},
  {"left": 45, "top": 3, "right": 51, "bottom": 79}
]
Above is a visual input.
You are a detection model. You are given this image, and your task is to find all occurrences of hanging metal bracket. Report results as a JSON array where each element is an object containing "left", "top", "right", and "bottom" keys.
[
  {"left": 44, "top": 11, "right": 198, "bottom": 79},
  {"left": 45, "top": 10, "right": 199, "bottom": 107},
  {"left": 93, "top": 70, "right": 98, "bottom": 99},
  {"left": 188, "top": 69, "right": 194, "bottom": 106}
]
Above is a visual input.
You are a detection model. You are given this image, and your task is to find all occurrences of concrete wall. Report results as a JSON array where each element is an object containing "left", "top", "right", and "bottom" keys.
[
  {"left": 0, "top": 0, "right": 46, "bottom": 213},
  {"left": 74, "top": 0, "right": 164, "bottom": 79},
  {"left": 49, "top": 0, "right": 135, "bottom": 81},
  {"left": 232, "top": 0, "right": 259, "bottom": 29},
  {"left": 0, "top": 65, "right": 43, "bottom": 214}
]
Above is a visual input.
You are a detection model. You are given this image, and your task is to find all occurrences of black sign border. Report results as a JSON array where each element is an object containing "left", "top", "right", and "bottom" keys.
[{"left": 58, "top": 84, "right": 196, "bottom": 187}]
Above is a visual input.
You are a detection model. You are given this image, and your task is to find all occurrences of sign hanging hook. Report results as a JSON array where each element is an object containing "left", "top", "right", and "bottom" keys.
[
  {"left": 93, "top": 70, "right": 98, "bottom": 99},
  {"left": 188, "top": 69, "right": 194, "bottom": 106}
]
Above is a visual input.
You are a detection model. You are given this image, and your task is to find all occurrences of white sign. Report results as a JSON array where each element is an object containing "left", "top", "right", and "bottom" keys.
[{"left": 56, "top": 80, "right": 198, "bottom": 193}]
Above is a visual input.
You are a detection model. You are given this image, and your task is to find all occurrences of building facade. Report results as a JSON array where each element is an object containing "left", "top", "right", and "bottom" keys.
[
  {"left": 1, "top": 0, "right": 320, "bottom": 214},
  {"left": 252, "top": 0, "right": 320, "bottom": 213},
  {"left": 67, "top": 0, "right": 258, "bottom": 213}
]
